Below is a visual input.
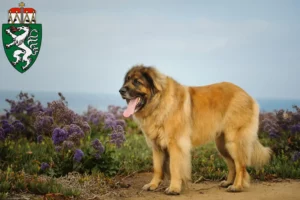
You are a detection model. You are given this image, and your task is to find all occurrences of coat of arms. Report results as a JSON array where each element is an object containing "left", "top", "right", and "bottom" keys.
[{"left": 2, "top": 2, "right": 42, "bottom": 73}]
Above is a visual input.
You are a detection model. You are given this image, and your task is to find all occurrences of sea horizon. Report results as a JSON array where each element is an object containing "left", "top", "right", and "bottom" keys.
[{"left": 1, "top": 90, "right": 300, "bottom": 115}]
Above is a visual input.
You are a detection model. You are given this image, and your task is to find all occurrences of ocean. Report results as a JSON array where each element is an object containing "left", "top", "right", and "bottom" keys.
[
  {"left": 1, "top": 90, "right": 300, "bottom": 115},
  {"left": 0, "top": 90, "right": 126, "bottom": 115}
]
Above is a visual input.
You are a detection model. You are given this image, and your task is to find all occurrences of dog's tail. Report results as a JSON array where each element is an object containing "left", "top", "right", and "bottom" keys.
[
  {"left": 249, "top": 101, "right": 273, "bottom": 169},
  {"left": 250, "top": 139, "right": 272, "bottom": 168}
]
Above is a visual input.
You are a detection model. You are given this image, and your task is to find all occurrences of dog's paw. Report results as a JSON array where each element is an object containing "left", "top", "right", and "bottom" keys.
[
  {"left": 164, "top": 187, "right": 181, "bottom": 195},
  {"left": 219, "top": 180, "right": 233, "bottom": 188},
  {"left": 226, "top": 185, "right": 242, "bottom": 193},
  {"left": 142, "top": 183, "right": 159, "bottom": 191}
]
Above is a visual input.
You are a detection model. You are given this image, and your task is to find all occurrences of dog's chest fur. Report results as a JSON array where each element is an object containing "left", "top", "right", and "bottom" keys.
[{"left": 133, "top": 115, "right": 169, "bottom": 149}]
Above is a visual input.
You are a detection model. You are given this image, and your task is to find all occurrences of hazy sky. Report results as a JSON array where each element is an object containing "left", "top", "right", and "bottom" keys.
[{"left": 0, "top": 0, "right": 299, "bottom": 99}]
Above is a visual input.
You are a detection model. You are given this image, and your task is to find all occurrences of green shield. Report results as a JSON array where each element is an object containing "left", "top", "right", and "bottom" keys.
[{"left": 2, "top": 24, "right": 42, "bottom": 73}]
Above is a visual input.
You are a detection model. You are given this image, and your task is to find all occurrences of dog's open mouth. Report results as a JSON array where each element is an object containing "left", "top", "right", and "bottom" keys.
[{"left": 123, "top": 97, "right": 143, "bottom": 117}]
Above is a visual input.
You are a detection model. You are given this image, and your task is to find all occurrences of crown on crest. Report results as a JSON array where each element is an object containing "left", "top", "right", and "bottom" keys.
[{"left": 8, "top": 2, "right": 36, "bottom": 24}]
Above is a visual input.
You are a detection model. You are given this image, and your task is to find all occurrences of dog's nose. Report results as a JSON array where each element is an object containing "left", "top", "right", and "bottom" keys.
[{"left": 119, "top": 87, "right": 127, "bottom": 95}]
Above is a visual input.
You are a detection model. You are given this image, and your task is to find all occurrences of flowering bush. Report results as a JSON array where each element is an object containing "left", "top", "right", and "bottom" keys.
[
  {"left": 0, "top": 92, "right": 127, "bottom": 177},
  {"left": 2, "top": 92, "right": 44, "bottom": 140},
  {"left": 0, "top": 120, "right": 25, "bottom": 141},
  {"left": 260, "top": 105, "right": 300, "bottom": 162},
  {"left": 2, "top": 91, "right": 298, "bottom": 187}
]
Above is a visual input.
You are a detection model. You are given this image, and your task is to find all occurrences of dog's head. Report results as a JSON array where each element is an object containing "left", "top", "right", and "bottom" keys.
[{"left": 119, "top": 65, "right": 165, "bottom": 117}]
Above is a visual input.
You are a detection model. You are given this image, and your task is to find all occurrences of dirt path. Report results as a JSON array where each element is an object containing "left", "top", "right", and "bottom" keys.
[{"left": 113, "top": 173, "right": 300, "bottom": 200}]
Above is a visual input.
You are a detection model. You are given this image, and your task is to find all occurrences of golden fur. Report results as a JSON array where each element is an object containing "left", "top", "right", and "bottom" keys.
[{"left": 120, "top": 65, "right": 272, "bottom": 195}]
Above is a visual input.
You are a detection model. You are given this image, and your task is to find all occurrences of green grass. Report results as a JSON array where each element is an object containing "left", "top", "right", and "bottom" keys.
[
  {"left": 0, "top": 170, "right": 80, "bottom": 199},
  {"left": 115, "top": 133, "right": 300, "bottom": 181},
  {"left": 114, "top": 133, "right": 152, "bottom": 175}
]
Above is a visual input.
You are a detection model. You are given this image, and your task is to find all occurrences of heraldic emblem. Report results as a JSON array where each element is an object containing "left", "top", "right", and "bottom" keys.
[{"left": 2, "top": 2, "right": 42, "bottom": 73}]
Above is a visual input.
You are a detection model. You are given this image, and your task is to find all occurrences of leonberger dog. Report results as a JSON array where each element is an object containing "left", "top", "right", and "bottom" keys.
[{"left": 119, "top": 64, "right": 272, "bottom": 195}]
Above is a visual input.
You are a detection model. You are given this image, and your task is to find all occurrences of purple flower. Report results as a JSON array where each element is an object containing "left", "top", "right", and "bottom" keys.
[
  {"left": 81, "top": 122, "right": 91, "bottom": 133},
  {"left": 95, "top": 152, "right": 102, "bottom": 160},
  {"left": 0, "top": 120, "right": 9, "bottom": 125},
  {"left": 0, "top": 128, "right": 5, "bottom": 140},
  {"left": 37, "top": 135, "right": 43, "bottom": 143},
  {"left": 105, "top": 113, "right": 116, "bottom": 120},
  {"left": 290, "top": 124, "right": 300, "bottom": 135},
  {"left": 91, "top": 139, "right": 105, "bottom": 154},
  {"left": 104, "top": 118, "right": 117, "bottom": 129},
  {"left": 43, "top": 108, "right": 53, "bottom": 116},
  {"left": 74, "top": 149, "right": 84, "bottom": 162},
  {"left": 64, "top": 124, "right": 85, "bottom": 146},
  {"left": 34, "top": 115, "right": 54, "bottom": 134},
  {"left": 12, "top": 120, "right": 25, "bottom": 131},
  {"left": 91, "top": 116, "right": 100, "bottom": 125},
  {"left": 68, "top": 133, "right": 82, "bottom": 146},
  {"left": 262, "top": 118, "right": 278, "bottom": 133},
  {"left": 63, "top": 140, "right": 75, "bottom": 150},
  {"left": 292, "top": 151, "right": 300, "bottom": 162},
  {"left": 52, "top": 128, "right": 68, "bottom": 145},
  {"left": 109, "top": 126, "right": 126, "bottom": 148},
  {"left": 108, "top": 105, "right": 124, "bottom": 117},
  {"left": 26, "top": 105, "right": 36, "bottom": 114},
  {"left": 49, "top": 101, "right": 78, "bottom": 124},
  {"left": 116, "top": 120, "right": 126, "bottom": 128},
  {"left": 55, "top": 146, "right": 62, "bottom": 152},
  {"left": 2, "top": 123, "right": 14, "bottom": 134},
  {"left": 87, "top": 110, "right": 104, "bottom": 125},
  {"left": 41, "top": 162, "right": 50, "bottom": 171},
  {"left": 68, "top": 124, "right": 84, "bottom": 137},
  {"left": 269, "top": 131, "right": 280, "bottom": 138},
  {"left": 291, "top": 113, "right": 300, "bottom": 122}
]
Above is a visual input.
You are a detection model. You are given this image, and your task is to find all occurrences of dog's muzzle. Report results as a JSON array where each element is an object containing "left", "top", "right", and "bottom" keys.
[{"left": 119, "top": 87, "right": 127, "bottom": 96}]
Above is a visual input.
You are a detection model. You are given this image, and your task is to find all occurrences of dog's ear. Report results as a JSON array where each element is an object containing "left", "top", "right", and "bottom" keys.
[
  {"left": 142, "top": 72, "right": 157, "bottom": 95},
  {"left": 143, "top": 67, "right": 165, "bottom": 95}
]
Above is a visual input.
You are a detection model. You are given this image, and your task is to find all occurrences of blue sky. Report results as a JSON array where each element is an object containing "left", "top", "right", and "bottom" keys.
[{"left": 0, "top": 0, "right": 299, "bottom": 99}]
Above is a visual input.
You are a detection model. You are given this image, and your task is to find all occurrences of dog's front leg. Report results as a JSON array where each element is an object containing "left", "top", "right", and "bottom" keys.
[
  {"left": 142, "top": 147, "right": 164, "bottom": 191},
  {"left": 164, "top": 142, "right": 183, "bottom": 195}
]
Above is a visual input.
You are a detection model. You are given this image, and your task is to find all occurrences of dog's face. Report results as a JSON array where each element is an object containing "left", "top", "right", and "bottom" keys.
[{"left": 119, "top": 65, "right": 162, "bottom": 117}]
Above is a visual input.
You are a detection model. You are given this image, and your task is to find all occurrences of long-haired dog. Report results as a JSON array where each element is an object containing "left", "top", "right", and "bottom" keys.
[{"left": 119, "top": 65, "right": 272, "bottom": 195}]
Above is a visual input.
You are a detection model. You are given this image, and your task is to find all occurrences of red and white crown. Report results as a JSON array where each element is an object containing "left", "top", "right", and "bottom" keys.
[{"left": 8, "top": 2, "right": 36, "bottom": 24}]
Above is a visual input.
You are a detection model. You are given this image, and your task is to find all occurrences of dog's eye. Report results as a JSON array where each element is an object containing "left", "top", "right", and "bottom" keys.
[{"left": 133, "top": 79, "right": 142, "bottom": 86}]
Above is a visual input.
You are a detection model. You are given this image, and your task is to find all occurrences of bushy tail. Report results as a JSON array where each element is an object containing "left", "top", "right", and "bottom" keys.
[{"left": 250, "top": 139, "right": 272, "bottom": 169}]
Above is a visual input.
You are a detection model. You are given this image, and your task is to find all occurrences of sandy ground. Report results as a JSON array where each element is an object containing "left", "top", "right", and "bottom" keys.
[
  {"left": 6, "top": 172, "right": 300, "bottom": 200},
  {"left": 113, "top": 172, "right": 300, "bottom": 200}
]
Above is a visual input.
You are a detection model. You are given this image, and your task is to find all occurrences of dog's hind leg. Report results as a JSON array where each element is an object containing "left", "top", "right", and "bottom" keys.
[
  {"left": 215, "top": 133, "right": 236, "bottom": 188},
  {"left": 224, "top": 129, "right": 251, "bottom": 192}
]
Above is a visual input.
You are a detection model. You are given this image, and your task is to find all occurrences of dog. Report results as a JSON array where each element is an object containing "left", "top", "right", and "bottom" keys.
[{"left": 119, "top": 64, "right": 272, "bottom": 195}]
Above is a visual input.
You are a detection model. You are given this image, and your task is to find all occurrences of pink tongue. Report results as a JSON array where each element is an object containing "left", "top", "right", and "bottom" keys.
[{"left": 123, "top": 98, "right": 139, "bottom": 118}]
